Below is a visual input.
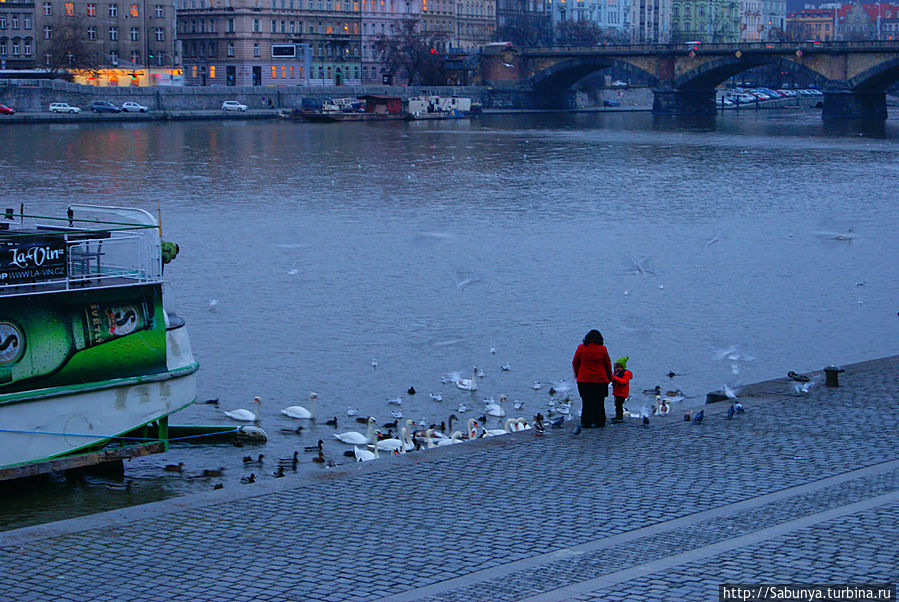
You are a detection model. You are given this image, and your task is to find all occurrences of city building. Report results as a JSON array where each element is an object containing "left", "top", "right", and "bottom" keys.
[
  {"left": 495, "top": 0, "right": 552, "bottom": 47},
  {"left": 759, "top": 0, "right": 784, "bottom": 40},
  {"left": 34, "top": 0, "right": 178, "bottom": 85},
  {"left": 546, "top": 0, "right": 632, "bottom": 44},
  {"left": 0, "top": 0, "right": 37, "bottom": 69},
  {"left": 670, "top": 0, "right": 740, "bottom": 42},
  {"left": 738, "top": 0, "right": 762, "bottom": 40},
  {"left": 785, "top": 6, "right": 835, "bottom": 40},
  {"left": 632, "top": 0, "right": 672, "bottom": 43}
]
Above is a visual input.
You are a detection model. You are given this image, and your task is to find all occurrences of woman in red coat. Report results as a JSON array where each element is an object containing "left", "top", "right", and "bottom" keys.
[{"left": 572, "top": 329, "right": 612, "bottom": 432}]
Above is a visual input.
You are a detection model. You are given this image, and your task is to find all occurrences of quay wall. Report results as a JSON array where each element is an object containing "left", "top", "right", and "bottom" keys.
[{"left": 0, "top": 80, "right": 489, "bottom": 113}]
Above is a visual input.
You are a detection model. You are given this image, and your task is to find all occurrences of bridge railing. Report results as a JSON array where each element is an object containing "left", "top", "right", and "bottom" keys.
[{"left": 521, "top": 40, "right": 899, "bottom": 55}]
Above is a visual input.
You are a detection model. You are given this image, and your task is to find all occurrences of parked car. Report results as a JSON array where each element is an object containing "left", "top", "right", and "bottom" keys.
[
  {"left": 49, "top": 102, "right": 81, "bottom": 114},
  {"left": 611, "top": 80, "right": 628, "bottom": 88},
  {"left": 121, "top": 101, "right": 149, "bottom": 113},
  {"left": 0, "top": 104, "right": 14, "bottom": 115},
  {"left": 90, "top": 100, "right": 121, "bottom": 113},
  {"left": 603, "top": 99, "right": 621, "bottom": 107},
  {"left": 221, "top": 100, "right": 248, "bottom": 112}
]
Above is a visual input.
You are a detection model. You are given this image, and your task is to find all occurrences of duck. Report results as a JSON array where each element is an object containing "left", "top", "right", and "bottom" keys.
[
  {"left": 312, "top": 451, "right": 326, "bottom": 464},
  {"left": 643, "top": 385, "right": 662, "bottom": 395},
  {"left": 242, "top": 453, "right": 264, "bottom": 465},
  {"left": 485, "top": 394, "right": 506, "bottom": 417},
  {"left": 272, "top": 466, "right": 285, "bottom": 478},
  {"left": 281, "top": 392, "right": 316, "bottom": 420},
  {"left": 356, "top": 415, "right": 374, "bottom": 424},
  {"left": 164, "top": 462, "right": 184, "bottom": 473},
  {"left": 224, "top": 396, "right": 261, "bottom": 422},
  {"left": 333, "top": 417, "right": 377, "bottom": 445},
  {"left": 456, "top": 367, "right": 479, "bottom": 392},
  {"left": 382, "top": 419, "right": 398, "bottom": 429},
  {"left": 240, "top": 473, "right": 256, "bottom": 484},
  {"left": 354, "top": 443, "right": 378, "bottom": 462},
  {"left": 407, "top": 386, "right": 416, "bottom": 395},
  {"left": 278, "top": 451, "right": 299, "bottom": 469},
  {"left": 278, "top": 425, "right": 304, "bottom": 435},
  {"left": 202, "top": 468, "right": 223, "bottom": 477},
  {"left": 304, "top": 439, "right": 324, "bottom": 452},
  {"left": 202, "top": 398, "right": 220, "bottom": 406},
  {"left": 325, "top": 416, "right": 338, "bottom": 427}
]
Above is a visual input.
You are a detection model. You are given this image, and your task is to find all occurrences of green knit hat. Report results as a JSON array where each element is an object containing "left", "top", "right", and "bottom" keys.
[{"left": 615, "top": 356, "right": 629, "bottom": 368}]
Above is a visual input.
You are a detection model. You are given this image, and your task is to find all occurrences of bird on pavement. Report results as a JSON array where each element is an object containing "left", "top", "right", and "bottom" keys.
[
  {"left": 735, "top": 402, "right": 745, "bottom": 414},
  {"left": 692, "top": 410, "right": 704, "bottom": 425},
  {"left": 642, "top": 415, "right": 650, "bottom": 427},
  {"left": 727, "top": 404, "right": 736, "bottom": 420},
  {"left": 550, "top": 416, "right": 565, "bottom": 429}
]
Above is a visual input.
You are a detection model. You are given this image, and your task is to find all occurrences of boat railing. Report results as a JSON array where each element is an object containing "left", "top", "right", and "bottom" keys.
[{"left": 0, "top": 207, "right": 162, "bottom": 297}]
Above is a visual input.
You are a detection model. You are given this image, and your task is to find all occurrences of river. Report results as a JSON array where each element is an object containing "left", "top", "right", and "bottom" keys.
[{"left": 1, "top": 110, "right": 897, "bottom": 529}]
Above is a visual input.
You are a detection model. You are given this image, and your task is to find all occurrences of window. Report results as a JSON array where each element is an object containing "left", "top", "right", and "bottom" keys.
[
  {"left": 0, "top": 16, "right": 6, "bottom": 29},
  {"left": 209, "top": 65, "right": 215, "bottom": 78},
  {"left": 23, "top": 39, "right": 31, "bottom": 56},
  {"left": 87, "top": 3, "right": 97, "bottom": 16},
  {"left": 227, "top": 41, "right": 233, "bottom": 55},
  {"left": 11, "top": 15, "right": 18, "bottom": 29},
  {"left": 209, "top": 19, "right": 215, "bottom": 32},
  {"left": 271, "top": 65, "right": 276, "bottom": 78},
  {"left": 43, "top": 3, "right": 52, "bottom": 16},
  {"left": 253, "top": 42, "right": 259, "bottom": 56},
  {"left": 109, "top": 26, "right": 118, "bottom": 40},
  {"left": 0, "top": 41, "right": 5, "bottom": 55},
  {"left": 43, "top": 25, "right": 52, "bottom": 39},
  {"left": 110, "top": 4, "right": 118, "bottom": 17},
  {"left": 24, "top": 15, "right": 31, "bottom": 29},
  {"left": 227, "top": 18, "right": 234, "bottom": 32},
  {"left": 88, "top": 26, "right": 97, "bottom": 39},
  {"left": 130, "top": 50, "right": 140, "bottom": 64},
  {"left": 64, "top": 3, "right": 74, "bottom": 16},
  {"left": 155, "top": 27, "right": 164, "bottom": 41},
  {"left": 130, "top": 4, "right": 139, "bottom": 17},
  {"left": 253, "top": 18, "right": 260, "bottom": 32},
  {"left": 130, "top": 27, "right": 139, "bottom": 40},
  {"left": 208, "top": 42, "right": 215, "bottom": 56},
  {"left": 155, "top": 4, "right": 164, "bottom": 17},
  {"left": 281, "top": 65, "right": 286, "bottom": 78},
  {"left": 12, "top": 39, "right": 19, "bottom": 55},
  {"left": 110, "top": 49, "right": 119, "bottom": 64}
]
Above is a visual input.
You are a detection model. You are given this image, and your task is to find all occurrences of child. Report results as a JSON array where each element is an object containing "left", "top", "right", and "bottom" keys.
[{"left": 610, "top": 356, "right": 633, "bottom": 423}]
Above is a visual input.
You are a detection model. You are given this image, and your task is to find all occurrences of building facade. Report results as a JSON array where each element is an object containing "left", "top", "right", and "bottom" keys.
[
  {"left": 632, "top": 0, "right": 671, "bottom": 43},
  {"left": 33, "top": 0, "right": 178, "bottom": 79},
  {"left": 670, "top": 0, "right": 739, "bottom": 42},
  {"left": 495, "top": 0, "right": 551, "bottom": 46},
  {"left": 759, "top": 0, "right": 784, "bottom": 40},
  {"left": 785, "top": 7, "right": 834, "bottom": 41},
  {"left": 0, "top": 0, "right": 37, "bottom": 69},
  {"left": 546, "top": 0, "right": 632, "bottom": 43}
]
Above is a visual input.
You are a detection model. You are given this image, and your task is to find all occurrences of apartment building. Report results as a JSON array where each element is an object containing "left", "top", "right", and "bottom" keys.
[{"left": 0, "top": 0, "right": 37, "bottom": 69}]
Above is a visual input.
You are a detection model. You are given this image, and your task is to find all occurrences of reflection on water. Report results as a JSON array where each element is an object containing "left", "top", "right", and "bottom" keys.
[{"left": 1, "top": 110, "right": 897, "bottom": 530}]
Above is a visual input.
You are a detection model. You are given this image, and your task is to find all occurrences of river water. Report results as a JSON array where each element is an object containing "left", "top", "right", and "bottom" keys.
[{"left": 1, "top": 110, "right": 897, "bottom": 529}]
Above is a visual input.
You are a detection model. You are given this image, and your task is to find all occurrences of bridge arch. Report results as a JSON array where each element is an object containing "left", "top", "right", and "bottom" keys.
[
  {"left": 672, "top": 55, "right": 828, "bottom": 90},
  {"left": 848, "top": 56, "right": 899, "bottom": 91},
  {"left": 528, "top": 56, "right": 659, "bottom": 108}
]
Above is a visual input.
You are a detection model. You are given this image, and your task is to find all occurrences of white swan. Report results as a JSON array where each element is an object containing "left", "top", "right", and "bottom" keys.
[
  {"left": 354, "top": 443, "right": 378, "bottom": 462},
  {"left": 515, "top": 417, "right": 532, "bottom": 431},
  {"left": 334, "top": 417, "right": 377, "bottom": 445},
  {"left": 483, "top": 418, "right": 516, "bottom": 437},
  {"left": 224, "top": 396, "right": 261, "bottom": 422},
  {"left": 376, "top": 420, "right": 415, "bottom": 452},
  {"left": 456, "top": 367, "right": 479, "bottom": 392},
  {"left": 485, "top": 394, "right": 506, "bottom": 417},
  {"left": 281, "top": 392, "right": 316, "bottom": 420},
  {"left": 436, "top": 431, "right": 464, "bottom": 446},
  {"left": 466, "top": 418, "right": 479, "bottom": 440}
]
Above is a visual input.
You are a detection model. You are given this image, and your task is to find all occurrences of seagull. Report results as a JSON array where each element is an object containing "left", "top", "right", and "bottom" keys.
[
  {"left": 386, "top": 397, "right": 403, "bottom": 405},
  {"left": 457, "top": 403, "right": 468, "bottom": 413},
  {"left": 794, "top": 380, "right": 815, "bottom": 394},
  {"left": 532, "top": 381, "right": 542, "bottom": 390},
  {"left": 501, "top": 363, "right": 511, "bottom": 372},
  {"left": 724, "top": 384, "right": 739, "bottom": 400},
  {"left": 477, "top": 368, "right": 486, "bottom": 377},
  {"left": 208, "top": 299, "right": 219, "bottom": 311},
  {"left": 692, "top": 410, "right": 704, "bottom": 425},
  {"left": 513, "top": 400, "right": 525, "bottom": 410},
  {"left": 346, "top": 407, "right": 359, "bottom": 416},
  {"left": 390, "top": 409, "right": 403, "bottom": 418},
  {"left": 371, "top": 359, "right": 378, "bottom": 370},
  {"left": 490, "top": 346, "right": 496, "bottom": 354},
  {"left": 429, "top": 392, "right": 443, "bottom": 402}
]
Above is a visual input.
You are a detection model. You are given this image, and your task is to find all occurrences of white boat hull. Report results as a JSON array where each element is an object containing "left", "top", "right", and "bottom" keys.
[{"left": 0, "top": 367, "right": 197, "bottom": 469}]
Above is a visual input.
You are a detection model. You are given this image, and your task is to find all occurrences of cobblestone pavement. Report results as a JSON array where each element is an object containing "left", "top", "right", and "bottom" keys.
[{"left": 2, "top": 356, "right": 898, "bottom": 601}]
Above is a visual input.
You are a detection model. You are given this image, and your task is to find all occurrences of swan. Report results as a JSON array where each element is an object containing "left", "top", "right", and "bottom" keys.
[
  {"left": 334, "top": 417, "right": 377, "bottom": 445},
  {"left": 224, "top": 396, "right": 261, "bottom": 422},
  {"left": 375, "top": 421, "right": 415, "bottom": 452},
  {"left": 515, "top": 417, "right": 532, "bottom": 431},
  {"left": 456, "top": 367, "right": 479, "bottom": 392},
  {"left": 354, "top": 443, "right": 378, "bottom": 462},
  {"left": 466, "top": 418, "right": 479, "bottom": 440},
  {"left": 483, "top": 418, "right": 516, "bottom": 437},
  {"left": 281, "top": 392, "right": 316, "bottom": 420},
  {"left": 436, "top": 431, "right": 464, "bottom": 446},
  {"left": 485, "top": 394, "right": 506, "bottom": 417}
]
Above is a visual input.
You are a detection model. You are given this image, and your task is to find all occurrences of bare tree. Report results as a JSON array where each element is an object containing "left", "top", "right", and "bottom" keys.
[
  {"left": 555, "top": 20, "right": 604, "bottom": 47},
  {"left": 495, "top": 14, "right": 553, "bottom": 47},
  {"left": 374, "top": 19, "right": 447, "bottom": 85},
  {"left": 43, "top": 16, "right": 100, "bottom": 77}
]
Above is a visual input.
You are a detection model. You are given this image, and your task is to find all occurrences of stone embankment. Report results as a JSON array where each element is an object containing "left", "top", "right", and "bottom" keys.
[{"left": 2, "top": 355, "right": 897, "bottom": 600}]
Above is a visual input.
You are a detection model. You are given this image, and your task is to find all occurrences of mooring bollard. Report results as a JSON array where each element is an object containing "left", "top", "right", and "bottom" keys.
[{"left": 824, "top": 365, "right": 844, "bottom": 387}]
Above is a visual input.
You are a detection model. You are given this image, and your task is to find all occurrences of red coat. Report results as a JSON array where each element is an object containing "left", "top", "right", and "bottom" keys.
[
  {"left": 572, "top": 343, "right": 612, "bottom": 384},
  {"left": 611, "top": 369, "right": 633, "bottom": 397}
]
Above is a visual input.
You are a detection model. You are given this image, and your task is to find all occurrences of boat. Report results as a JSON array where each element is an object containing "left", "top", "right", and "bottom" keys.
[
  {"left": 0, "top": 204, "right": 198, "bottom": 472},
  {"left": 294, "top": 94, "right": 408, "bottom": 122},
  {"left": 404, "top": 95, "right": 473, "bottom": 120}
]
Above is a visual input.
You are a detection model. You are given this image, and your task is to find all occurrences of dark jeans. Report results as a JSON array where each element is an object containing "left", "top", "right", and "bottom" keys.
[
  {"left": 577, "top": 381, "right": 608, "bottom": 428},
  {"left": 613, "top": 395, "right": 626, "bottom": 420}
]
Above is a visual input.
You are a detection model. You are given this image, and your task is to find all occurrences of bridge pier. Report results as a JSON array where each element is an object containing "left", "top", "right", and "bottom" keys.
[
  {"left": 822, "top": 84, "right": 887, "bottom": 120},
  {"left": 652, "top": 88, "right": 717, "bottom": 116}
]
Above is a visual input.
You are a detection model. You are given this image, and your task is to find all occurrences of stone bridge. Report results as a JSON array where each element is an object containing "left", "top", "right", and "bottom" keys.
[{"left": 479, "top": 41, "right": 899, "bottom": 119}]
